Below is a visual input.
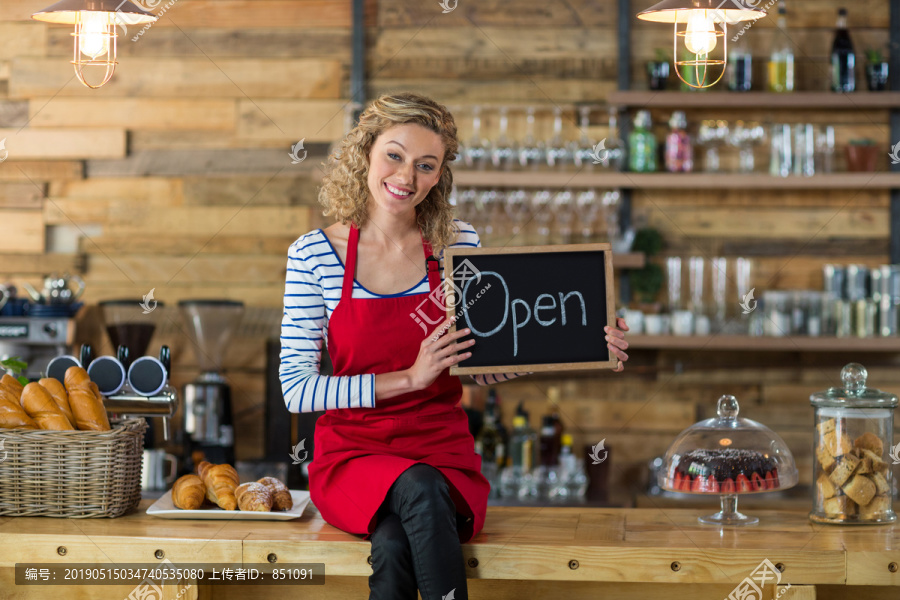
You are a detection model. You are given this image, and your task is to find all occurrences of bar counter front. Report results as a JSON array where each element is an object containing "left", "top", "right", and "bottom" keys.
[{"left": 1, "top": 499, "right": 898, "bottom": 600}]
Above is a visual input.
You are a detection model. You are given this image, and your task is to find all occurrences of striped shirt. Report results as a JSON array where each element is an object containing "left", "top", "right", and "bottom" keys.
[{"left": 280, "top": 220, "right": 519, "bottom": 413}]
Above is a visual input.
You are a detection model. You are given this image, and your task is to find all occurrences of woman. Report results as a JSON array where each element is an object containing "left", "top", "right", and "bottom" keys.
[{"left": 280, "top": 92, "right": 630, "bottom": 600}]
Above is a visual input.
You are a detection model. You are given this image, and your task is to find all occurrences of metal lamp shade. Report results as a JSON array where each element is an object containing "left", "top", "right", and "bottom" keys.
[
  {"left": 32, "top": 0, "right": 157, "bottom": 24},
  {"left": 637, "top": 0, "right": 767, "bottom": 23}
]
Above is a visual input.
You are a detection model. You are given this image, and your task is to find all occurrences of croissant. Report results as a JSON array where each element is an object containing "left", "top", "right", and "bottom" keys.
[
  {"left": 0, "top": 374, "right": 24, "bottom": 398},
  {"left": 235, "top": 482, "right": 273, "bottom": 512},
  {"left": 198, "top": 462, "right": 238, "bottom": 510},
  {"left": 257, "top": 476, "right": 293, "bottom": 510},
  {"left": 172, "top": 474, "right": 206, "bottom": 510},
  {"left": 39, "top": 378, "right": 75, "bottom": 424},
  {"left": 21, "top": 383, "right": 74, "bottom": 430},
  {"left": 0, "top": 390, "right": 38, "bottom": 429}
]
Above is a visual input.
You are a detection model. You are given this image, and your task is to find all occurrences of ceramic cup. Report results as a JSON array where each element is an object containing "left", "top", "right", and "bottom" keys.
[
  {"left": 694, "top": 314, "right": 711, "bottom": 335},
  {"left": 671, "top": 310, "right": 694, "bottom": 336},
  {"left": 622, "top": 309, "right": 644, "bottom": 334},
  {"left": 644, "top": 314, "right": 665, "bottom": 335}
]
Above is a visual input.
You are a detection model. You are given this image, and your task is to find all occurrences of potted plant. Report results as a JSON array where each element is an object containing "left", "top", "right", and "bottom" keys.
[
  {"left": 865, "top": 49, "right": 889, "bottom": 91},
  {"left": 647, "top": 48, "right": 670, "bottom": 91},
  {"left": 629, "top": 228, "right": 665, "bottom": 314}
]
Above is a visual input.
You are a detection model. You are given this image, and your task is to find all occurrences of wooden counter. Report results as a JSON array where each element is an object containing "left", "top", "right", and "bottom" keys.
[{"left": 1, "top": 500, "right": 898, "bottom": 599}]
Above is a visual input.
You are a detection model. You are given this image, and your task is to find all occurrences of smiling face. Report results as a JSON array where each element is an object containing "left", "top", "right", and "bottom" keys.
[{"left": 366, "top": 123, "right": 445, "bottom": 218}]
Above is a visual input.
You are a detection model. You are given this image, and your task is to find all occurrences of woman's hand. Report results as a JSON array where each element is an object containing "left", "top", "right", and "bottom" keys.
[
  {"left": 407, "top": 317, "right": 475, "bottom": 391},
  {"left": 606, "top": 317, "right": 630, "bottom": 372}
]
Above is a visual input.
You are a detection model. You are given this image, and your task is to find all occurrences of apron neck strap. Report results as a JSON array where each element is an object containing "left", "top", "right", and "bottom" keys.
[{"left": 343, "top": 225, "right": 440, "bottom": 296}]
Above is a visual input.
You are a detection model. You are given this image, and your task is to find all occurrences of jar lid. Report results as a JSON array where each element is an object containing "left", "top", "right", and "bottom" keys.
[{"left": 810, "top": 363, "right": 899, "bottom": 408}]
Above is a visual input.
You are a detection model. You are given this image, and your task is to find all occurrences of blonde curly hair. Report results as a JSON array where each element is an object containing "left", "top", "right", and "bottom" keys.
[{"left": 318, "top": 92, "right": 460, "bottom": 253}]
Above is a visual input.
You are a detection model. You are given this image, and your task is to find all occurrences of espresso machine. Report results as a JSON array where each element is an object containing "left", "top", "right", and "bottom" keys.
[{"left": 179, "top": 300, "right": 244, "bottom": 471}]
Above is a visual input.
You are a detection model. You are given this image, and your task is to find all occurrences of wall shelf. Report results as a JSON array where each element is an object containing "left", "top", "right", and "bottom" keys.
[
  {"left": 627, "top": 334, "right": 900, "bottom": 352},
  {"left": 453, "top": 171, "right": 900, "bottom": 190},
  {"left": 607, "top": 91, "right": 900, "bottom": 109}
]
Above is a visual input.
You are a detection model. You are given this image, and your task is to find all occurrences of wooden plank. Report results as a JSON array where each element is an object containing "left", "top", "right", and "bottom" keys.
[
  {"left": 371, "top": 78, "right": 615, "bottom": 103},
  {"left": 182, "top": 175, "right": 319, "bottom": 206},
  {"left": 10, "top": 58, "right": 343, "bottom": 98},
  {"left": 27, "top": 98, "right": 236, "bottom": 131},
  {"left": 0, "top": 160, "right": 82, "bottom": 181},
  {"left": 99, "top": 205, "right": 310, "bottom": 236},
  {"left": 0, "top": 182, "right": 42, "bottom": 208},
  {"left": 48, "top": 176, "right": 183, "bottom": 201},
  {"left": 0, "top": 128, "right": 125, "bottom": 160},
  {"left": 645, "top": 207, "right": 887, "bottom": 239},
  {"left": 0, "top": 100, "right": 27, "bottom": 127},
  {"left": 237, "top": 100, "right": 346, "bottom": 143},
  {"left": 43, "top": 196, "right": 183, "bottom": 226},
  {"left": 0, "top": 23, "right": 46, "bottom": 59},
  {"left": 509, "top": 398, "right": 696, "bottom": 433},
  {"left": 0, "top": 252, "right": 85, "bottom": 275},
  {"left": 86, "top": 149, "right": 329, "bottom": 177},
  {"left": 81, "top": 234, "right": 300, "bottom": 256},
  {"left": 85, "top": 254, "right": 294, "bottom": 284},
  {"left": 48, "top": 27, "right": 352, "bottom": 59},
  {"left": 78, "top": 283, "right": 286, "bottom": 307},
  {"left": 0, "top": 210, "right": 44, "bottom": 252},
  {"left": 378, "top": 0, "right": 615, "bottom": 27}
]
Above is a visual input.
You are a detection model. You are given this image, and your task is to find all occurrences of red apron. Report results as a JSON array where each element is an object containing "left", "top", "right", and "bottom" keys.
[{"left": 308, "top": 224, "right": 489, "bottom": 543}]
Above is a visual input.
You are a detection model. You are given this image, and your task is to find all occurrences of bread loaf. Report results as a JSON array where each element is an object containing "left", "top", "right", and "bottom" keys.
[
  {"left": 0, "top": 374, "right": 24, "bottom": 398},
  {"left": 172, "top": 474, "right": 206, "bottom": 510},
  {"left": 21, "top": 383, "right": 74, "bottom": 430},
  {"left": 38, "top": 378, "right": 74, "bottom": 424},
  {"left": 235, "top": 482, "right": 273, "bottom": 512},
  {"left": 64, "top": 366, "right": 92, "bottom": 391},
  {"left": 257, "top": 476, "right": 293, "bottom": 510}
]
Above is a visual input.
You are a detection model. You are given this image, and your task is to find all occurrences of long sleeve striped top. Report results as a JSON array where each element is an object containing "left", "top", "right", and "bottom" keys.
[{"left": 279, "top": 220, "right": 521, "bottom": 413}]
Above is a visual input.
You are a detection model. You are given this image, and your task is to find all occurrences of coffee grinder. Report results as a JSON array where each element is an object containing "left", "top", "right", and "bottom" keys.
[{"left": 179, "top": 300, "right": 244, "bottom": 470}]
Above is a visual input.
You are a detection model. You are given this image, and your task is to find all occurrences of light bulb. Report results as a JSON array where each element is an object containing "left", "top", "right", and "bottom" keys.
[
  {"left": 78, "top": 12, "right": 111, "bottom": 59},
  {"left": 684, "top": 11, "right": 717, "bottom": 55}
]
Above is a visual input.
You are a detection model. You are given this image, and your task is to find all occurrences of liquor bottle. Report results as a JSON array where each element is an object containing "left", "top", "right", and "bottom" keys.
[
  {"left": 830, "top": 8, "right": 856, "bottom": 92},
  {"left": 664, "top": 111, "right": 693, "bottom": 173},
  {"left": 551, "top": 434, "right": 589, "bottom": 501},
  {"left": 475, "top": 393, "right": 501, "bottom": 497},
  {"left": 628, "top": 110, "right": 657, "bottom": 173},
  {"left": 728, "top": 31, "right": 753, "bottom": 91},
  {"left": 604, "top": 107, "right": 625, "bottom": 171},
  {"left": 767, "top": 2, "right": 795, "bottom": 92}
]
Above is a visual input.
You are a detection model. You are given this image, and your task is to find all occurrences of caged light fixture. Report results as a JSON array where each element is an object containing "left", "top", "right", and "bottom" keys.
[
  {"left": 636, "top": 0, "right": 767, "bottom": 89},
  {"left": 32, "top": 0, "right": 157, "bottom": 89}
]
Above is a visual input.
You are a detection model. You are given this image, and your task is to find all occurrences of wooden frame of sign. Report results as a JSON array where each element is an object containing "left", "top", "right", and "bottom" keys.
[{"left": 443, "top": 243, "right": 618, "bottom": 375}]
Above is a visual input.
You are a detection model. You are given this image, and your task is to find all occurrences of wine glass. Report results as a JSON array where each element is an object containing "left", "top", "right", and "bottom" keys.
[
  {"left": 517, "top": 106, "right": 545, "bottom": 170},
  {"left": 575, "top": 188, "right": 601, "bottom": 241},
  {"left": 553, "top": 190, "right": 575, "bottom": 243},
  {"left": 504, "top": 189, "right": 531, "bottom": 242},
  {"left": 697, "top": 119, "right": 729, "bottom": 172},
  {"left": 476, "top": 189, "right": 501, "bottom": 245},
  {"left": 729, "top": 120, "right": 766, "bottom": 173},
  {"left": 573, "top": 105, "right": 597, "bottom": 171},
  {"left": 491, "top": 106, "right": 518, "bottom": 170},
  {"left": 463, "top": 105, "right": 491, "bottom": 170},
  {"left": 455, "top": 187, "right": 478, "bottom": 224},
  {"left": 530, "top": 189, "right": 554, "bottom": 245},
  {"left": 545, "top": 106, "right": 577, "bottom": 170}
]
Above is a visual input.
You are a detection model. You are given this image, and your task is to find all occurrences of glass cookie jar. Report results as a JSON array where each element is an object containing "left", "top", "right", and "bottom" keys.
[{"left": 810, "top": 363, "right": 897, "bottom": 524}]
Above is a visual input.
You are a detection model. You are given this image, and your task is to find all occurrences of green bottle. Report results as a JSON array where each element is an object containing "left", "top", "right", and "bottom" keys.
[{"left": 628, "top": 110, "right": 657, "bottom": 173}]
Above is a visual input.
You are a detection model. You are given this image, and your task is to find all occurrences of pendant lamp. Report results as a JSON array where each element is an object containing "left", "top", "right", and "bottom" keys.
[
  {"left": 32, "top": 0, "right": 157, "bottom": 89},
  {"left": 637, "top": 0, "right": 767, "bottom": 89}
]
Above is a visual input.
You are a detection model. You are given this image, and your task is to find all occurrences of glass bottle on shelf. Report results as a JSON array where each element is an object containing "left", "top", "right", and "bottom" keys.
[
  {"left": 490, "top": 106, "right": 518, "bottom": 170},
  {"left": 574, "top": 105, "right": 597, "bottom": 171},
  {"left": 575, "top": 188, "right": 601, "bottom": 242},
  {"left": 604, "top": 107, "right": 625, "bottom": 171},
  {"left": 728, "top": 32, "right": 753, "bottom": 92},
  {"left": 553, "top": 190, "right": 575, "bottom": 244},
  {"left": 767, "top": 1, "right": 795, "bottom": 92},
  {"left": 628, "top": 110, "right": 657, "bottom": 173},
  {"left": 830, "top": 8, "right": 856, "bottom": 92},
  {"left": 551, "top": 434, "right": 588, "bottom": 501},
  {"left": 475, "top": 391, "right": 501, "bottom": 498},
  {"left": 545, "top": 106, "right": 578, "bottom": 170},
  {"left": 530, "top": 189, "right": 554, "bottom": 245},
  {"left": 664, "top": 110, "right": 693, "bottom": 173}
]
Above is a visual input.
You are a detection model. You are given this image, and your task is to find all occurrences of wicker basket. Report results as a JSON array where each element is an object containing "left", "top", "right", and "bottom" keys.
[{"left": 0, "top": 418, "right": 147, "bottom": 518}]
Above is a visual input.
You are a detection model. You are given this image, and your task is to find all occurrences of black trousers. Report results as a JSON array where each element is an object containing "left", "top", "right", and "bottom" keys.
[{"left": 369, "top": 463, "right": 469, "bottom": 600}]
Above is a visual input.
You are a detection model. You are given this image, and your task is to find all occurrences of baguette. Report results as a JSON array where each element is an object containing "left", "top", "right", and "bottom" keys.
[
  {"left": 67, "top": 387, "right": 111, "bottom": 431},
  {"left": 0, "top": 374, "right": 24, "bottom": 398},
  {"left": 20, "top": 383, "right": 74, "bottom": 430},
  {"left": 172, "top": 474, "right": 206, "bottom": 510},
  {"left": 0, "top": 390, "right": 38, "bottom": 429},
  {"left": 64, "top": 366, "right": 92, "bottom": 392},
  {"left": 38, "top": 378, "right": 74, "bottom": 424}
]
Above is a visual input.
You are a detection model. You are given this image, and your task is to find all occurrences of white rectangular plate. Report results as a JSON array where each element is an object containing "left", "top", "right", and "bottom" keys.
[{"left": 146, "top": 489, "right": 311, "bottom": 520}]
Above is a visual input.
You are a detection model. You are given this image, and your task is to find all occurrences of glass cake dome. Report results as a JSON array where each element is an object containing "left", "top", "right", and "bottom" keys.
[{"left": 659, "top": 394, "right": 799, "bottom": 526}]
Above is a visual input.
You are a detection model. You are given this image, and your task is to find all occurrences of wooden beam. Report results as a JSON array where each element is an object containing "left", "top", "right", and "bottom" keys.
[
  {"left": 0, "top": 161, "right": 83, "bottom": 181},
  {"left": 86, "top": 149, "right": 329, "bottom": 177},
  {"left": 0, "top": 128, "right": 125, "bottom": 160},
  {"left": 236, "top": 100, "right": 346, "bottom": 142},
  {"left": 28, "top": 98, "right": 236, "bottom": 131}
]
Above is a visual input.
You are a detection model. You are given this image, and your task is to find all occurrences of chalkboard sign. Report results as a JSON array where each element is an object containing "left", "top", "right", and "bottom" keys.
[{"left": 442, "top": 244, "right": 618, "bottom": 375}]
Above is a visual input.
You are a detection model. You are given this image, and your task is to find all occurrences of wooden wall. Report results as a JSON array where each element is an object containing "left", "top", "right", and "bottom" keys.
[{"left": 1, "top": 0, "right": 897, "bottom": 500}]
